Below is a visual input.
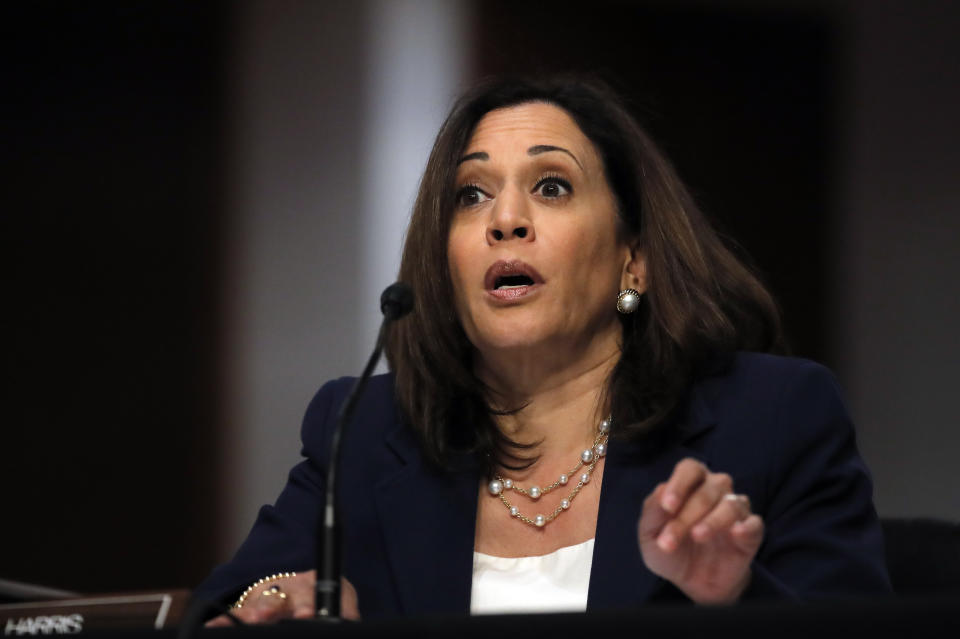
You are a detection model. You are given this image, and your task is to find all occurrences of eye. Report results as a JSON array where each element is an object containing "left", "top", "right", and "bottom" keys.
[
  {"left": 533, "top": 175, "right": 572, "bottom": 199},
  {"left": 455, "top": 184, "right": 491, "bottom": 207}
]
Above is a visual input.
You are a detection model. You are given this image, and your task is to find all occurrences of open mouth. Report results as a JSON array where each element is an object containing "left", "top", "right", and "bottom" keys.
[
  {"left": 484, "top": 260, "right": 544, "bottom": 300},
  {"left": 494, "top": 274, "right": 536, "bottom": 289}
]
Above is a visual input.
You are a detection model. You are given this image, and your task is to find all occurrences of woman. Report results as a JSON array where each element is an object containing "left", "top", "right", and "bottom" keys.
[{"left": 200, "top": 76, "right": 890, "bottom": 624}]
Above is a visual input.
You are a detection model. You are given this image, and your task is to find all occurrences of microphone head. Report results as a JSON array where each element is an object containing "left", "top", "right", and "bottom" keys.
[{"left": 380, "top": 282, "right": 414, "bottom": 320}]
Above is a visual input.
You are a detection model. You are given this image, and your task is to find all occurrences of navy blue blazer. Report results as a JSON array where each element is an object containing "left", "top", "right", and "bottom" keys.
[{"left": 196, "top": 353, "right": 891, "bottom": 618}]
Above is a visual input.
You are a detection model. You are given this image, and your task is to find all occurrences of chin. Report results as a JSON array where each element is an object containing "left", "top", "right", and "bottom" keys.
[{"left": 469, "top": 319, "right": 556, "bottom": 354}]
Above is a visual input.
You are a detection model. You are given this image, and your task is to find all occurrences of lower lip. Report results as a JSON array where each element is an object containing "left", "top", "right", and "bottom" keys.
[{"left": 487, "top": 284, "right": 541, "bottom": 301}]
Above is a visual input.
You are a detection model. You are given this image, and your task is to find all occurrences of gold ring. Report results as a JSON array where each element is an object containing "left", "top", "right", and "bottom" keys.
[{"left": 262, "top": 585, "right": 282, "bottom": 596}]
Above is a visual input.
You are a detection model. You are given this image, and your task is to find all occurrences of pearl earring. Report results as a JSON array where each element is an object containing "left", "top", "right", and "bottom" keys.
[{"left": 616, "top": 288, "right": 642, "bottom": 314}]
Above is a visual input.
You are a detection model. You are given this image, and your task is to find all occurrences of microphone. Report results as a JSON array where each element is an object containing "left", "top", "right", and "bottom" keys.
[
  {"left": 380, "top": 281, "right": 414, "bottom": 320},
  {"left": 315, "top": 282, "right": 413, "bottom": 620}
]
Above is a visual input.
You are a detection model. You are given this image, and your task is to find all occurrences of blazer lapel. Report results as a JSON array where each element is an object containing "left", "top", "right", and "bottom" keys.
[
  {"left": 588, "top": 390, "right": 717, "bottom": 609},
  {"left": 374, "top": 423, "right": 479, "bottom": 616},
  {"left": 372, "top": 385, "right": 718, "bottom": 614}
]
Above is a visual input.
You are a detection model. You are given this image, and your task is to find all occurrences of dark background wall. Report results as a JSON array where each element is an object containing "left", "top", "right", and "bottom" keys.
[
  {"left": 834, "top": 0, "right": 960, "bottom": 521},
  {"left": 2, "top": 0, "right": 958, "bottom": 594},
  {"left": 3, "top": 3, "right": 228, "bottom": 591}
]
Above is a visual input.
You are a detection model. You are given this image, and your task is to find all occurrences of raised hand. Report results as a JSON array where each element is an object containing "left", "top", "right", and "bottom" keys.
[{"left": 638, "top": 458, "right": 764, "bottom": 605}]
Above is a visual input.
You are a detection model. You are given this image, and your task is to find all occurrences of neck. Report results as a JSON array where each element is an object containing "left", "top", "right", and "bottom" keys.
[{"left": 476, "top": 332, "right": 620, "bottom": 465}]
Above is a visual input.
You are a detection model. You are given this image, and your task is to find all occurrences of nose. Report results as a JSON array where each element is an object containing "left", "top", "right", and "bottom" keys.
[{"left": 486, "top": 188, "right": 535, "bottom": 245}]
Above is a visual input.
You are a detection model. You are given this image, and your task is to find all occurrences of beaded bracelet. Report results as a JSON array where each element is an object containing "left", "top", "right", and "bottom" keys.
[{"left": 232, "top": 571, "right": 297, "bottom": 609}]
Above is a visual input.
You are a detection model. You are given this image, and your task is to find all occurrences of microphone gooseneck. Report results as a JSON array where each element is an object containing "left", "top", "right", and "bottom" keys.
[{"left": 315, "top": 282, "right": 413, "bottom": 620}]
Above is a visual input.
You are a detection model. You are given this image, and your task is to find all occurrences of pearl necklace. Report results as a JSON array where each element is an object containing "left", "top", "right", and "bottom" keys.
[{"left": 487, "top": 418, "right": 611, "bottom": 528}]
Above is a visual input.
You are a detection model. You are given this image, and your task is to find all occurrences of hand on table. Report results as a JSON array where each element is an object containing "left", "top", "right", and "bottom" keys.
[
  {"left": 206, "top": 571, "right": 360, "bottom": 626},
  {"left": 638, "top": 458, "right": 764, "bottom": 605}
]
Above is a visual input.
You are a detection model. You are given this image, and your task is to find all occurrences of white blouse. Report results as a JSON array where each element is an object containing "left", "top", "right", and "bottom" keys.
[{"left": 470, "top": 538, "right": 595, "bottom": 614}]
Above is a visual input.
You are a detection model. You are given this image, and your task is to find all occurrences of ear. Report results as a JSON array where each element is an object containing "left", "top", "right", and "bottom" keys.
[{"left": 620, "top": 239, "right": 647, "bottom": 294}]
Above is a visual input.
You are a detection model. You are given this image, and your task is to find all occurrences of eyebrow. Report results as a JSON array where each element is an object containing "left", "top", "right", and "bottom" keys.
[
  {"left": 457, "top": 151, "right": 488, "bottom": 165},
  {"left": 528, "top": 144, "right": 583, "bottom": 170},
  {"left": 455, "top": 145, "right": 584, "bottom": 170}
]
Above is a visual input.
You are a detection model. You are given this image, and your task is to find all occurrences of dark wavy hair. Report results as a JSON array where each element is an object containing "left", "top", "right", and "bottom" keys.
[{"left": 385, "top": 75, "right": 784, "bottom": 472}]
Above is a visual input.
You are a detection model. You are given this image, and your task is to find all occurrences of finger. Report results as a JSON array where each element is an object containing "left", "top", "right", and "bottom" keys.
[
  {"left": 258, "top": 571, "right": 316, "bottom": 620},
  {"left": 341, "top": 577, "right": 361, "bottom": 621},
  {"left": 690, "top": 493, "right": 751, "bottom": 543},
  {"left": 639, "top": 483, "right": 671, "bottom": 540},
  {"left": 260, "top": 585, "right": 290, "bottom": 608},
  {"left": 245, "top": 585, "right": 292, "bottom": 624},
  {"left": 730, "top": 514, "right": 765, "bottom": 553},
  {"left": 660, "top": 458, "right": 709, "bottom": 514},
  {"left": 657, "top": 472, "right": 733, "bottom": 552},
  {"left": 226, "top": 605, "right": 267, "bottom": 625},
  {"left": 271, "top": 572, "right": 315, "bottom": 619},
  {"left": 289, "top": 576, "right": 358, "bottom": 620},
  {"left": 205, "top": 615, "right": 231, "bottom": 628},
  {"left": 291, "top": 602, "right": 315, "bottom": 619}
]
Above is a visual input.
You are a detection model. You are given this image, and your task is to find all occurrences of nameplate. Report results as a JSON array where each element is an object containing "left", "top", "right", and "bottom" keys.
[{"left": 0, "top": 590, "right": 188, "bottom": 635}]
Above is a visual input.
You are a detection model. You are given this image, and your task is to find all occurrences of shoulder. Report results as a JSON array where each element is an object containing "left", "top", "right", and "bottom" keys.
[
  {"left": 702, "top": 351, "right": 839, "bottom": 392},
  {"left": 300, "top": 373, "right": 399, "bottom": 455},
  {"left": 687, "top": 352, "right": 862, "bottom": 507},
  {"left": 686, "top": 352, "right": 856, "bottom": 479},
  {"left": 692, "top": 351, "right": 847, "bottom": 425},
  {"left": 302, "top": 373, "right": 396, "bottom": 420}
]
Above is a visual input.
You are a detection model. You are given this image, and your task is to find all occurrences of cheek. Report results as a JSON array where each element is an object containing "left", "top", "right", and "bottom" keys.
[
  {"left": 446, "top": 227, "right": 476, "bottom": 316},
  {"left": 557, "top": 227, "right": 616, "bottom": 278},
  {"left": 446, "top": 228, "right": 470, "bottom": 288},
  {"left": 563, "top": 230, "right": 627, "bottom": 305}
]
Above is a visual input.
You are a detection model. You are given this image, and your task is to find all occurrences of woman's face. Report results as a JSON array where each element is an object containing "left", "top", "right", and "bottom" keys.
[{"left": 447, "top": 102, "right": 642, "bottom": 360}]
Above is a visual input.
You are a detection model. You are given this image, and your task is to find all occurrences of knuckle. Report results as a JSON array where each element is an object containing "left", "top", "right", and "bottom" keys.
[
  {"left": 677, "top": 458, "right": 703, "bottom": 474},
  {"left": 678, "top": 493, "right": 717, "bottom": 526},
  {"left": 644, "top": 483, "right": 665, "bottom": 505},
  {"left": 674, "top": 504, "right": 702, "bottom": 529},
  {"left": 257, "top": 606, "right": 278, "bottom": 622},
  {"left": 718, "top": 502, "right": 741, "bottom": 524},
  {"left": 691, "top": 484, "right": 717, "bottom": 508},
  {"left": 714, "top": 473, "right": 733, "bottom": 490}
]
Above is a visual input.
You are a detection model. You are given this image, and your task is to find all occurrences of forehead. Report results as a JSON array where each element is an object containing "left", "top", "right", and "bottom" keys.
[{"left": 464, "top": 102, "right": 596, "bottom": 160}]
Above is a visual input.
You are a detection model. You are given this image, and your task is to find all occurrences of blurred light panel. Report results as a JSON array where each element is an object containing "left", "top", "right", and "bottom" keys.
[{"left": 359, "top": 0, "right": 469, "bottom": 361}]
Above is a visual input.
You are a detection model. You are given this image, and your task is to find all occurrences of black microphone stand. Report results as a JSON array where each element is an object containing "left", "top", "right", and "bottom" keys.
[{"left": 314, "top": 283, "right": 413, "bottom": 620}]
